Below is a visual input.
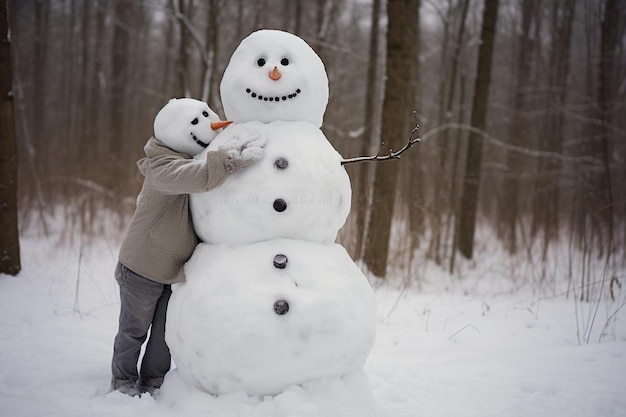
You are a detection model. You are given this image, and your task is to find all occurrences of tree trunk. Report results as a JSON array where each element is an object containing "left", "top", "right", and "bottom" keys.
[
  {"left": 428, "top": 0, "right": 451, "bottom": 263},
  {"left": 500, "top": 0, "right": 536, "bottom": 254},
  {"left": 429, "top": 0, "right": 470, "bottom": 263},
  {"left": 109, "top": 0, "right": 141, "bottom": 188},
  {"left": 354, "top": 0, "right": 381, "bottom": 260},
  {"left": 456, "top": 0, "right": 499, "bottom": 260},
  {"left": 531, "top": 0, "right": 575, "bottom": 248},
  {"left": 595, "top": 0, "right": 622, "bottom": 255},
  {"left": 294, "top": 0, "right": 303, "bottom": 36},
  {"left": 33, "top": 0, "right": 49, "bottom": 178},
  {"left": 363, "top": 0, "right": 413, "bottom": 278},
  {"left": 253, "top": 0, "right": 267, "bottom": 28},
  {"left": 173, "top": 0, "right": 193, "bottom": 98},
  {"left": 78, "top": 0, "right": 95, "bottom": 179},
  {"left": 209, "top": 0, "right": 220, "bottom": 110},
  {"left": 0, "top": 0, "right": 21, "bottom": 276},
  {"left": 406, "top": 0, "right": 423, "bottom": 252},
  {"left": 202, "top": 0, "right": 220, "bottom": 109}
]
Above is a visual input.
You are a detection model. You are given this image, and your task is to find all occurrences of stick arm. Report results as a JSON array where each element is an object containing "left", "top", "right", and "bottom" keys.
[{"left": 341, "top": 112, "right": 421, "bottom": 166}]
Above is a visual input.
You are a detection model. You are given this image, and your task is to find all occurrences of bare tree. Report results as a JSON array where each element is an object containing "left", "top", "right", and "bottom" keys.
[
  {"left": 109, "top": 0, "right": 145, "bottom": 189},
  {"left": 429, "top": 0, "right": 470, "bottom": 263},
  {"left": 363, "top": 0, "right": 415, "bottom": 278},
  {"left": 405, "top": 0, "right": 423, "bottom": 254},
  {"left": 205, "top": 0, "right": 220, "bottom": 109},
  {"left": 353, "top": 0, "right": 381, "bottom": 259},
  {"left": 456, "top": 0, "right": 500, "bottom": 260},
  {"left": 172, "top": 0, "right": 194, "bottom": 97},
  {"left": 0, "top": 0, "right": 20, "bottom": 275},
  {"left": 594, "top": 0, "right": 623, "bottom": 256},
  {"left": 531, "top": 0, "right": 576, "bottom": 256},
  {"left": 499, "top": 0, "right": 537, "bottom": 254}
]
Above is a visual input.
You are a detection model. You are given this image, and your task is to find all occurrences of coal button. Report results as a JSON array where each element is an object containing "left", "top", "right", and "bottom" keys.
[
  {"left": 274, "top": 299, "right": 289, "bottom": 315},
  {"left": 273, "top": 198, "right": 287, "bottom": 212},
  {"left": 274, "top": 158, "right": 288, "bottom": 170},
  {"left": 273, "top": 254, "right": 288, "bottom": 269}
]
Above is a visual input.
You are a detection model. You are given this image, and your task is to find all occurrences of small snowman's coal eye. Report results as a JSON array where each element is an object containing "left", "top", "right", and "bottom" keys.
[
  {"left": 191, "top": 118, "right": 199, "bottom": 125},
  {"left": 257, "top": 58, "right": 266, "bottom": 67},
  {"left": 202, "top": 111, "right": 209, "bottom": 117},
  {"left": 281, "top": 58, "right": 289, "bottom": 66}
]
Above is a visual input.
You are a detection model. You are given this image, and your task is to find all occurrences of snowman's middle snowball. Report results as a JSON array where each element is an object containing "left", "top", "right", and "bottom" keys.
[{"left": 191, "top": 121, "right": 351, "bottom": 245}]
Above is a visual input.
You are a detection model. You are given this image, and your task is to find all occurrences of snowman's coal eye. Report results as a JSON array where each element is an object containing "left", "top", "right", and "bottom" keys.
[
  {"left": 281, "top": 58, "right": 289, "bottom": 66},
  {"left": 257, "top": 58, "right": 266, "bottom": 67},
  {"left": 191, "top": 118, "right": 199, "bottom": 125},
  {"left": 202, "top": 111, "right": 209, "bottom": 117}
]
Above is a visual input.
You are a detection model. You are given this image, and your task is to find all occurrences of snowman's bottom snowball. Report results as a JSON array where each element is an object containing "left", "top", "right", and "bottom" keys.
[
  {"left": 159, "top": 368, "right": 381, "bottom": 417},
  {"left": 166, "top": 240, "right": 377, "bottom": 396}
]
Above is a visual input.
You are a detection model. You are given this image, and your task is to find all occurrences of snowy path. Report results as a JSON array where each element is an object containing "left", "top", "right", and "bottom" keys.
[{"left": 1, "top": 235, "right": 625, "bottom": 416}]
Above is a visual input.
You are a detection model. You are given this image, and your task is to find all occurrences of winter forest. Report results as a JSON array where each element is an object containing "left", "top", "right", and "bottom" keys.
[
  {"left": 2, "top": 0, "right": 626, "bottom": 416},
  {"left": 4, "top": 0, "right": 625, "bottom": 285}
]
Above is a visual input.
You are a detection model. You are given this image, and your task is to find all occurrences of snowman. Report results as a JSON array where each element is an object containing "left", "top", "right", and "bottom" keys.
[
  {"left": 165, "top": 30, "right": 377, "bottom": 397},
  {"left": 153, "top": 97, "right": 232, "bottom": 156}
]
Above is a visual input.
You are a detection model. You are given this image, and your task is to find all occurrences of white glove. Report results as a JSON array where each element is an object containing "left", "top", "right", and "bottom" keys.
[{"left": 218, "top": 132, "right": 267, "bottom": 173}]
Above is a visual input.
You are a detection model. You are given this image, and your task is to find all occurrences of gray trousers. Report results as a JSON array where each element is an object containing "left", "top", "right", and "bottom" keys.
[{"left": 111, "top": 262, "right": 172, "bottom": 386}]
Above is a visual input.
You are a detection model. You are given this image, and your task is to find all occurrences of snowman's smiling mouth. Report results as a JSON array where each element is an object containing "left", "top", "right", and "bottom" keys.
[
  {"left": 245, "top": 87, "right": 301, "bottom": 102},
  {"left": 190, "top": 132, "right": 209, "bottom": 148}
]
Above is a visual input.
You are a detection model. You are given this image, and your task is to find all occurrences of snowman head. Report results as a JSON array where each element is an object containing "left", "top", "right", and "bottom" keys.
[
  {"left": 153, "top": 98, "right": 231, "bottom": 156},
  {"left": 220, "top": 30, "right": 329, "bottom": 128}
]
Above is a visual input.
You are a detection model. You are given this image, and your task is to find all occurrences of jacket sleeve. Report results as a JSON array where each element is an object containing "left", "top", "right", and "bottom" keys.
[{"left": 142, "top": 142, "right": 230, "bottom": 195}]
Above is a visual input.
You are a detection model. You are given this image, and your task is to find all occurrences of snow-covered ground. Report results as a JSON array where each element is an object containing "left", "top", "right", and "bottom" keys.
[{"left": 1, "top": 225, "right": 625, "bottom": 417}]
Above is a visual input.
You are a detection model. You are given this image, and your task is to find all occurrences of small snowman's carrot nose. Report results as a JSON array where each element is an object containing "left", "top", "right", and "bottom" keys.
[
  {"left": 210, "top": 120, "right": 233, "bottom": 130},
  {"left": 269, "top": 66, "right": 281, "bottom": 81}
]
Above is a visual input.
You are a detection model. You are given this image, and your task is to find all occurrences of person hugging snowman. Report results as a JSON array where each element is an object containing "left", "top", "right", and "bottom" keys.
[
  {"left": 110, "top": 98, "right": 266, "bottom": 396},
  {"left": 162, "top": 30, "right": 377, "bottom": 402}
]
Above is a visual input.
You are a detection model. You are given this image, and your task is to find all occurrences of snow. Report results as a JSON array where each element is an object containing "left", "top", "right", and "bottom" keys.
[
  {"left": 153, "top": 98, "right": 224, "bottom": 156},
  {"left": 2, "top": 226, "right": 625, "bottom": 417},
  {"left": 191, "top": 121, "right": 351, "bottom": 245},
  {"left": 220, "top": 30, "right": 329, "bottom": 127},
  {"left": 166, "top": 240, "right": 376, "bottom": 396}
]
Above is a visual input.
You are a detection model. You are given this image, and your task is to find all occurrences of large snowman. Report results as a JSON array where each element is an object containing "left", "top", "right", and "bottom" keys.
[{"left": 165, "top": 30, "right": 377, "bottom": 397}]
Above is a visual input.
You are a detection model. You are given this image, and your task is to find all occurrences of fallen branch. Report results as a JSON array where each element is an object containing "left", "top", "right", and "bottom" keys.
[{"left": 341, "top": 111, "right": 421, "bottom": 165}]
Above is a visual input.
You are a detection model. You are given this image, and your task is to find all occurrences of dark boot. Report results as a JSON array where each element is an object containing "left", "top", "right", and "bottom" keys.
[
  {"left": 111, "top": 377, "right": 141, "bottom": 397},
  {"left": 137, "top": 376, "right": 164, "bottom": 396}
]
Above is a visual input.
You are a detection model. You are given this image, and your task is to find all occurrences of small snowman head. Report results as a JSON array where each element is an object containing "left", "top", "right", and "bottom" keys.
[
  {"left": 220, "top": 30, "right": 329, "bottom": 128},
  {"left": 153, "top": 98, "right": 232, "bottom": 156}
]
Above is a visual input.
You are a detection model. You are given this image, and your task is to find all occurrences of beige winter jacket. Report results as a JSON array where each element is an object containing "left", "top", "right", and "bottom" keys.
[{"left": 118, "top": 137, "right": 229, "bottom": 284}]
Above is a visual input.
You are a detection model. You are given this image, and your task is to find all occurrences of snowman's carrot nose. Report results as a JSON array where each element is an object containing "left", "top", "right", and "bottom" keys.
[
  {"left": 269, "top": 66, "right": 281, "bottom": 81},
  {"left": 211, "top": 120, "right": 233, "bottom": 130}
]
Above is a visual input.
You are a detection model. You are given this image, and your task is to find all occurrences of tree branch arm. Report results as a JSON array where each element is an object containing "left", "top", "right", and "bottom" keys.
[{"left": 341, "top": 111, "right": 421, "bottom": 165}]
